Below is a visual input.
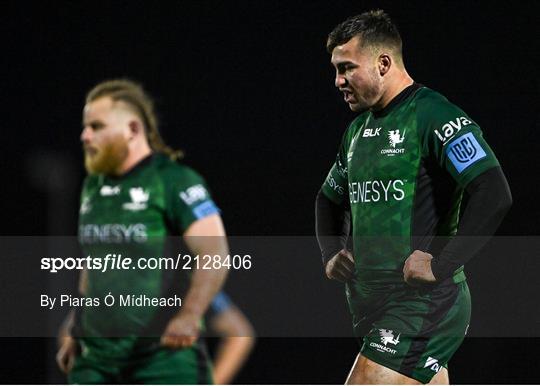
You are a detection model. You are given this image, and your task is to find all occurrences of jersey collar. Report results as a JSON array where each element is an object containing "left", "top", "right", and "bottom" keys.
[
  {"left": 372, "top": 82, "right": 423, "bottom": 119},
  {"left": 106, "top": 153, "right": 155, "bottom": 181}
]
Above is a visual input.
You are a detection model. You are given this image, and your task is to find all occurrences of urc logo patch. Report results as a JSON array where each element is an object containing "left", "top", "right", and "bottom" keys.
[{"left": 446, "top": 133, "right": 486, "bottom": 173}]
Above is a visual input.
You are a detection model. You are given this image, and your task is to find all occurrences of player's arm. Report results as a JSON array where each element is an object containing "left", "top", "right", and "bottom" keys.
[
  {"left": 161, "top": 214, "right": 229, "bottom": 348},
  {"left": 315, "top": 189, "right": 353, "bottom": 282},
  {"left": 56, "top": 269, "right": 87, "bottom": 373},
  {"left": 404, "top": 96, "right": 512, "bottom": 284},
  {"left": 404, "top": 167, "right": 512, "bottom": 283},
  {"left": 56, "top": 309, "right": 76, "bottom": 374},
  {"left": 430, "top": 166, "right": 511, "bottom": 280},
  {"left": 315, "top": 123, "right": 357, "bottom": 283},
  {"left": 210, "top": 305, "right": 256, "bottom": 384}
]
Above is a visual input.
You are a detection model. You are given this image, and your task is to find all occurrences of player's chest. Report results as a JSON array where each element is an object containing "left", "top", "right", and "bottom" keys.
[
  {"left": 78, "top": 182, "right": 166, "bottom": 240},
  {"left": 347, "top": 119, "right": 421, "bottom": 179}
]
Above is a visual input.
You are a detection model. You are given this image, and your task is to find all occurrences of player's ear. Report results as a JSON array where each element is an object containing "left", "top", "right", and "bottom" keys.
[
  {"left": 128, "top": 120, "right": 143, "bottom": 140},
  {"left": 378, "top": 54, "right": 391, "bottom": 76}
]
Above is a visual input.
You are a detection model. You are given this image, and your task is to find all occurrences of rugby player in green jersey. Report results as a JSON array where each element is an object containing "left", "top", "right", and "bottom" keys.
[
  {"left": 56, "top": 79, "right": 229, "bottom": 384},
  {"left": 315, "top": 10, "right": 512, "bottom": 384}
]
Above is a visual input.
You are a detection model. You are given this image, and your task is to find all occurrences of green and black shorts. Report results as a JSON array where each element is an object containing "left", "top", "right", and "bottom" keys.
[{"left": 347, "top": 272, "right": 470, "bottom": 384}]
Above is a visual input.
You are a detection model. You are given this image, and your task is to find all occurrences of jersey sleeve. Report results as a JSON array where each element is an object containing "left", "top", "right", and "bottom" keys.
[
  {"left": 418, "top": 91, "right": 500, "bottom": 188},
  {"left": 166, "top": 166, "right": 220, "bottom": 233},
  {"left": 320, "top": 122, "right": 358, "bottom": 205}
]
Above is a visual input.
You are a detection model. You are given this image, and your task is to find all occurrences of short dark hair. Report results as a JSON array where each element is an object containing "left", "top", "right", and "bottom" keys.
[{"left": 326, "top": 10, "right": 402, "bottom": 56}]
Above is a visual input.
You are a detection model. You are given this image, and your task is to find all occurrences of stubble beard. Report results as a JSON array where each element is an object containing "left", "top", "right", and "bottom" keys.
[{"left": 351, "top": 67, "right": 383, "bottom": 112}]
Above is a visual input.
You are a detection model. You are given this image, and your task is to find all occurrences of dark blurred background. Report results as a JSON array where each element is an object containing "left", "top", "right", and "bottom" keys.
[{"left": 2, "top": 0, "right": 539, "bottom": 383}]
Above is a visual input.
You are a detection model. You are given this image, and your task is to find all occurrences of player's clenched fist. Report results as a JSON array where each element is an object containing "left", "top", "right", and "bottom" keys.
[
  {"left": 161, "top": 311, "right": 200, "bottom": 349},
  {"left": 403, "top": 250, "right": 437, "bottom": 286},
  {"left": 325, "top": 249, "right": 355, "bottom": 282}
]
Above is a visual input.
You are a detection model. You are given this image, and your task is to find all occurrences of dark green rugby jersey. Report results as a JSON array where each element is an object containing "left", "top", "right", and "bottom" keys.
[
  {"left": 321, "top": 84, "right": 499, "bottom": 285},
  {"left": 77, "top": 153, "right": 219, "bottom": 341}
]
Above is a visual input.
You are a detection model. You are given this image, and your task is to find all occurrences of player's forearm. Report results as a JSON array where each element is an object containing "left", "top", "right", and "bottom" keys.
[
  {"left": 181, "top": 215, "right": 230, "bottom": 317},
  {"left": 315, "top": 189, "right": 351, "bottom": 264},
  {"left": 182, "top": 236, "right": 230, "bottom": 317},
  {"left": 431, "top": 166, "right": 512, "bottom": 280},
  {"left": 213, "top": 337, "right": 255, "bottom": 384},
  {"left": 182, "top": 268, "right": 228, "bottom": 317},
  {"left": 57, "top": 309, "right": 75, "bottom": 347},
  {"left": 78, "top": 268, "right": 88, "bottom": 296},
  {"left": 58, "top": 310, "right": 73, "bottom": 338},
  {"left": 64, "top": 269, "right": 87, "bottom": 339}
]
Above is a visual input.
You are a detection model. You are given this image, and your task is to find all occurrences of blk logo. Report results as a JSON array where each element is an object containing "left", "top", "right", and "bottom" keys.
[{"left": 363, "top": 128, "right": 381, "bottom": 137}]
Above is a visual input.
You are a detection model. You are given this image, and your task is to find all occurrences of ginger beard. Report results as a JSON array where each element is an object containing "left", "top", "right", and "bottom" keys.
[{"left": 84, "top": 133, "right": 129, "bottom": 176}]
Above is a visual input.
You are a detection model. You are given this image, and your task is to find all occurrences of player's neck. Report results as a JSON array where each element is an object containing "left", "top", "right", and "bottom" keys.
[
  {"left": 376, "top": 71, "right": 414, "bottom": 111},
  {"left": 116, "top": 143, "right": 152, "bottom": 176}
]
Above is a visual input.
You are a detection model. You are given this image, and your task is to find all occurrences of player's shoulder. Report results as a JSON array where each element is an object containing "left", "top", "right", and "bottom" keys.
[
  {"left": 153, "top": 153, "right": 200, "bottom": 177},
  {"left": 414, "top": 86, "right": 472, "bottom": 127},
  {"left": 152, "top": 153, "right": 207, "bottom": 188},
  {"left": 414, "top": 86, "right": 456, "bottom": 110}
]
